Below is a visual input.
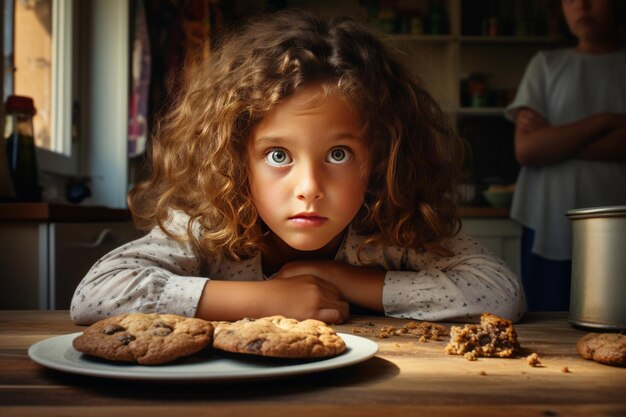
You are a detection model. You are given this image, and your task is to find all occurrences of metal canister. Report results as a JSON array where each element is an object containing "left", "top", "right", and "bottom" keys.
[{"left": 566, "top": 206, "right": 626, "bottom": 330}]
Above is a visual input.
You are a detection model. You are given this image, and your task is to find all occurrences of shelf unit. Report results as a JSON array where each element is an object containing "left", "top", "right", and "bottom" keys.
[{"left": 392, "top": 0, "right": 555, "bottom": 116}]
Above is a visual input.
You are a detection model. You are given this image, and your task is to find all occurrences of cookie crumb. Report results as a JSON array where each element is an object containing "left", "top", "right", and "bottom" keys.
[
  {"left": 561, "top": 367, "right": 571, "bottom": 373},
  {"left": 464, "top": 351, "right": 477, "bottom": 361},
  {"left": 445, "top": 313, "right": 521, "bottom": 359},
  {"left": 377, "top": 325, "right": 396, "bottom": 338},
  {"left": 378, "top": 321, "right": 448, "bottom": 340},
  {"left": 352, "top": 323, "right": 376, "bottom": 334},
  {"left": 479, "top": 370, "right": 487, "bottom": 376},
  {"left": 527, "top": 352, "right": 542, "bottom": 367}
]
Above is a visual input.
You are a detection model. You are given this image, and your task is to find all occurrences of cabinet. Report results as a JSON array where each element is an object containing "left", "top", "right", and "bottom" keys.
[
  {"left": 461, "top": 217, "right": 521, "bottom": 276},
  {"left": 0, "top": 204, "right": 143, "bottom": 309}
]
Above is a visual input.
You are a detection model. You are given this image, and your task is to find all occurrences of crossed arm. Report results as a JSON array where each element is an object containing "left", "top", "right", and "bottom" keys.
[
  {"left": 514, "top": 108, "right": 626, "bottom": 166},
  {"left": 72, "top": 218, "right": 523, "bottom": 326},
  {"left": 196, "top": 262, "right": 384, "bottom": 324}
]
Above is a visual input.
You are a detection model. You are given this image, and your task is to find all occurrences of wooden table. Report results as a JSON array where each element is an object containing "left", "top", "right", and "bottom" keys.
[{"left": 1, "top": 311, "right": 624, "bottom": 416}]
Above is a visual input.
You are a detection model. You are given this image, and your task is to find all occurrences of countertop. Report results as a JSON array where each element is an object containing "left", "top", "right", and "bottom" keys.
[
  {"left": 457, "top": 206, "right": 510, "bottom": 218},
  {"left": 1, "top": 310, "right": 624, "bottom": 416},
  {"left": 0, "top": 202, "right": 508, "bottom": 222},
  {"left": 0, "top": 202, "right": 131, "bottom": 222}
]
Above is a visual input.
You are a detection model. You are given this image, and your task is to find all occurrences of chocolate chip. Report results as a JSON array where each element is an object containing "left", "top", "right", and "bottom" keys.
[
  {"left": 117, "top": 334, "right": 136, "bottom": 345},
  {"left": 246, "top": 339, "right": 264, "bottom": 352},
  {"left": 103, "top": 325, "right": 124, "bottom": 335}
]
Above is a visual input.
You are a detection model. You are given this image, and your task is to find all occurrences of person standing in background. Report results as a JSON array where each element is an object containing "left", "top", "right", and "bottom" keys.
[{"left": 505, "top": 0, "right": 626, "bottom": 311}]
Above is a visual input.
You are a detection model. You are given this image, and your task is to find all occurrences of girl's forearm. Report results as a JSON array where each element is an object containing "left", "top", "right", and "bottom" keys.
[
  {"left": 195, "top": 280, "right": 263, "bottom": 322},
  {"left": 321, "top": 263, "right": 386, "bottom": 312}
]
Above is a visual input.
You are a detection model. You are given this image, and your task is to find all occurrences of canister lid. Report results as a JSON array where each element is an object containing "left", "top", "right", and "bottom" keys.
[
  {"left": 5, "top": 95, "right": 37, "bottom": 115},
  {"left": 566, "top": 205, "right": 626, "bottom": 220}
]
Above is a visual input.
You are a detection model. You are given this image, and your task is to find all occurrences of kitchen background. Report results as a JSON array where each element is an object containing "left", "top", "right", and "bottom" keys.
[
  {"left": 1, "top": 0, "right": 565, "bottom": 309},
  {"left": 133, "top": 0, "right": 560, "bottom": 204}
]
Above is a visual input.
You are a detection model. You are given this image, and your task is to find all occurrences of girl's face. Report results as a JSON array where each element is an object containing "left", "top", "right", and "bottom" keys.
[
  {"left": 247, "top": 85, "right": 370, "bottom": 252},
  {"left": 561, "top": 0, "right": 614, "bottom": 44}
]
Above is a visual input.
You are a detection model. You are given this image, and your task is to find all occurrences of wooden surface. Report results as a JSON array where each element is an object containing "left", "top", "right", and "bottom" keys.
[
  {"left": 0, "top": 203, "right": 131, "bottom": 222},
  {"left": 1, "top": 311, "right": 624, "bottom": 417}
]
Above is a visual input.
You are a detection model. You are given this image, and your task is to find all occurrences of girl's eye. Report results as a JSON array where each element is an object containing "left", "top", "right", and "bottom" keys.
[
  {"left": 327, "top": 147, "right": 352, "bottom": 164},
  {"left": 265, "top": 149, "right": 292, "bottom": 167}
]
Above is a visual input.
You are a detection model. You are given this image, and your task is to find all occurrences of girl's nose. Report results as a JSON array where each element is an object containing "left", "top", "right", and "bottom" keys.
[{"left": 294, "top": 163, "right": 324, "bottom": 201}]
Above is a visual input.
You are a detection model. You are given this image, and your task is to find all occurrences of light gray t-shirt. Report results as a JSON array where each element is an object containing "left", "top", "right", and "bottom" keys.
[
  {"left": 70, "top": 211, "right": 525, "bottom": 324},
  {"left": 505, "top": 48, "right": 626, "bottom": 260}
]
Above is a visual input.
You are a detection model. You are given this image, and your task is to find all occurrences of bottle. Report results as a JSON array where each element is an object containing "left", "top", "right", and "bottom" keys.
[{"left": 4, "top": 95, "right": 41, "bottom": 202}]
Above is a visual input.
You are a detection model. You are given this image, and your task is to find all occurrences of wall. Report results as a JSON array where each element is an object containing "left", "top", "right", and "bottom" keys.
[{"left": 80, "top": 0, "right": 130, "bottom": 208}]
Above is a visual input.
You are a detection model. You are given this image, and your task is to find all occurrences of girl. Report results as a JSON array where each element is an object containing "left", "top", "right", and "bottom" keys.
[
  {"left": 71, "top": 11, "right": 525, "bottom": 325},
  {"left": 505, "top": 0, "right": 626, "bottom": 311}
]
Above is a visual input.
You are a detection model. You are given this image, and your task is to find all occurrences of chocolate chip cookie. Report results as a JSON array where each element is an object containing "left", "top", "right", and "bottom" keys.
[
  {"left": 212, "top": 316, "right": 346, "bottom": 358},
  {"left": 72, "top": 313, "right": 214, "bottom": 365},
  {"left": 576, "top": 332, "right": 626, "bottom": 367}
]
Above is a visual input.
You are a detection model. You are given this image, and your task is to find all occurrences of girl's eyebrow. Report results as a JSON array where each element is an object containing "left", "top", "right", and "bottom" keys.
[
  {"left": 254, "top": 132, "right": 363, "bottom": 146},
  {"left": 253, "top": 136, "right": 285, "bottom": 146}
]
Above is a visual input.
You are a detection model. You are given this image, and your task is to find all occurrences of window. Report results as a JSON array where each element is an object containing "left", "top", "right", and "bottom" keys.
[{"left": 4, "top": 0, "right": 75, "bottom": 174}]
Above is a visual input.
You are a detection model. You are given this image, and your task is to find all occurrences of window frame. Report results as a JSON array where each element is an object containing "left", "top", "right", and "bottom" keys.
[{"left": 4, "top": 0, "right": 76, "bottom": 176}]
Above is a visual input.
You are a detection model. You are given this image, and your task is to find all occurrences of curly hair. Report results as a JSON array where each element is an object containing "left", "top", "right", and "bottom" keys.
[{"left": 128, "top": 10, "right": 465, "bottom": 261}]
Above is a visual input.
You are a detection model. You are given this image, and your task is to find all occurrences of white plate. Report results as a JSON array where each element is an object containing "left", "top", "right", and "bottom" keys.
[{"left": 28, "top": 332, "right": 378, "bottom": 381}]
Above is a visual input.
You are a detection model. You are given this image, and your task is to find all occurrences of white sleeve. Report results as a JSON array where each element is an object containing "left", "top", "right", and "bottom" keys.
[
  {"left": 504, "top": 51, "right": 549, "bottom": 122},
  {"left": 70, "top": 216, "right": 209, "bottom": 325},
  {"left": 382, "top": 233, "right": 526, "bottom": 322}
]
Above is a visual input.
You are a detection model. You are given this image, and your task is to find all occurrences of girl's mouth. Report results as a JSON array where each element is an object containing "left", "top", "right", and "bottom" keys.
[{"left": 289, "top": 214, "right": 328, "bottom": 227}]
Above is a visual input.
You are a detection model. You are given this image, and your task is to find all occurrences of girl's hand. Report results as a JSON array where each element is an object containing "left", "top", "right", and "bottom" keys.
[
  {"left": 262, "top": 275, "right": 349, "bottom": 324},
  {"left": 196, "top": 276, "right": 349, "bottom": 324},
  {"left": 273, "top": 260, "right": 385, "bottom": 313}
]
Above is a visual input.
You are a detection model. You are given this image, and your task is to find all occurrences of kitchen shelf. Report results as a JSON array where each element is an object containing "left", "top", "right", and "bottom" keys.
[
  {"left": 390, "top": 34, "right": 456, "bottom": 43},
  {"left": 459, "top": 35, "right": 556, "bottom": 45},
  {"left": 458, "top": 107, "right": 506, "bottom": 116}
]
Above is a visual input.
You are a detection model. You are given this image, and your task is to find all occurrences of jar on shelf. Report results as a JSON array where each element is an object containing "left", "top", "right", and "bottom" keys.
[{"left": 4, "top": 95, "right": 41, "bottom": 202}]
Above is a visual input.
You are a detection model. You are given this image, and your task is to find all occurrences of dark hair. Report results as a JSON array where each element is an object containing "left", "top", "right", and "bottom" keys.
[
  {"left": 547, "top": 0, "right": 626, "bottom": 45},
  {"left": 129, "top": 10, "right": 464, "bottom": 260}
]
